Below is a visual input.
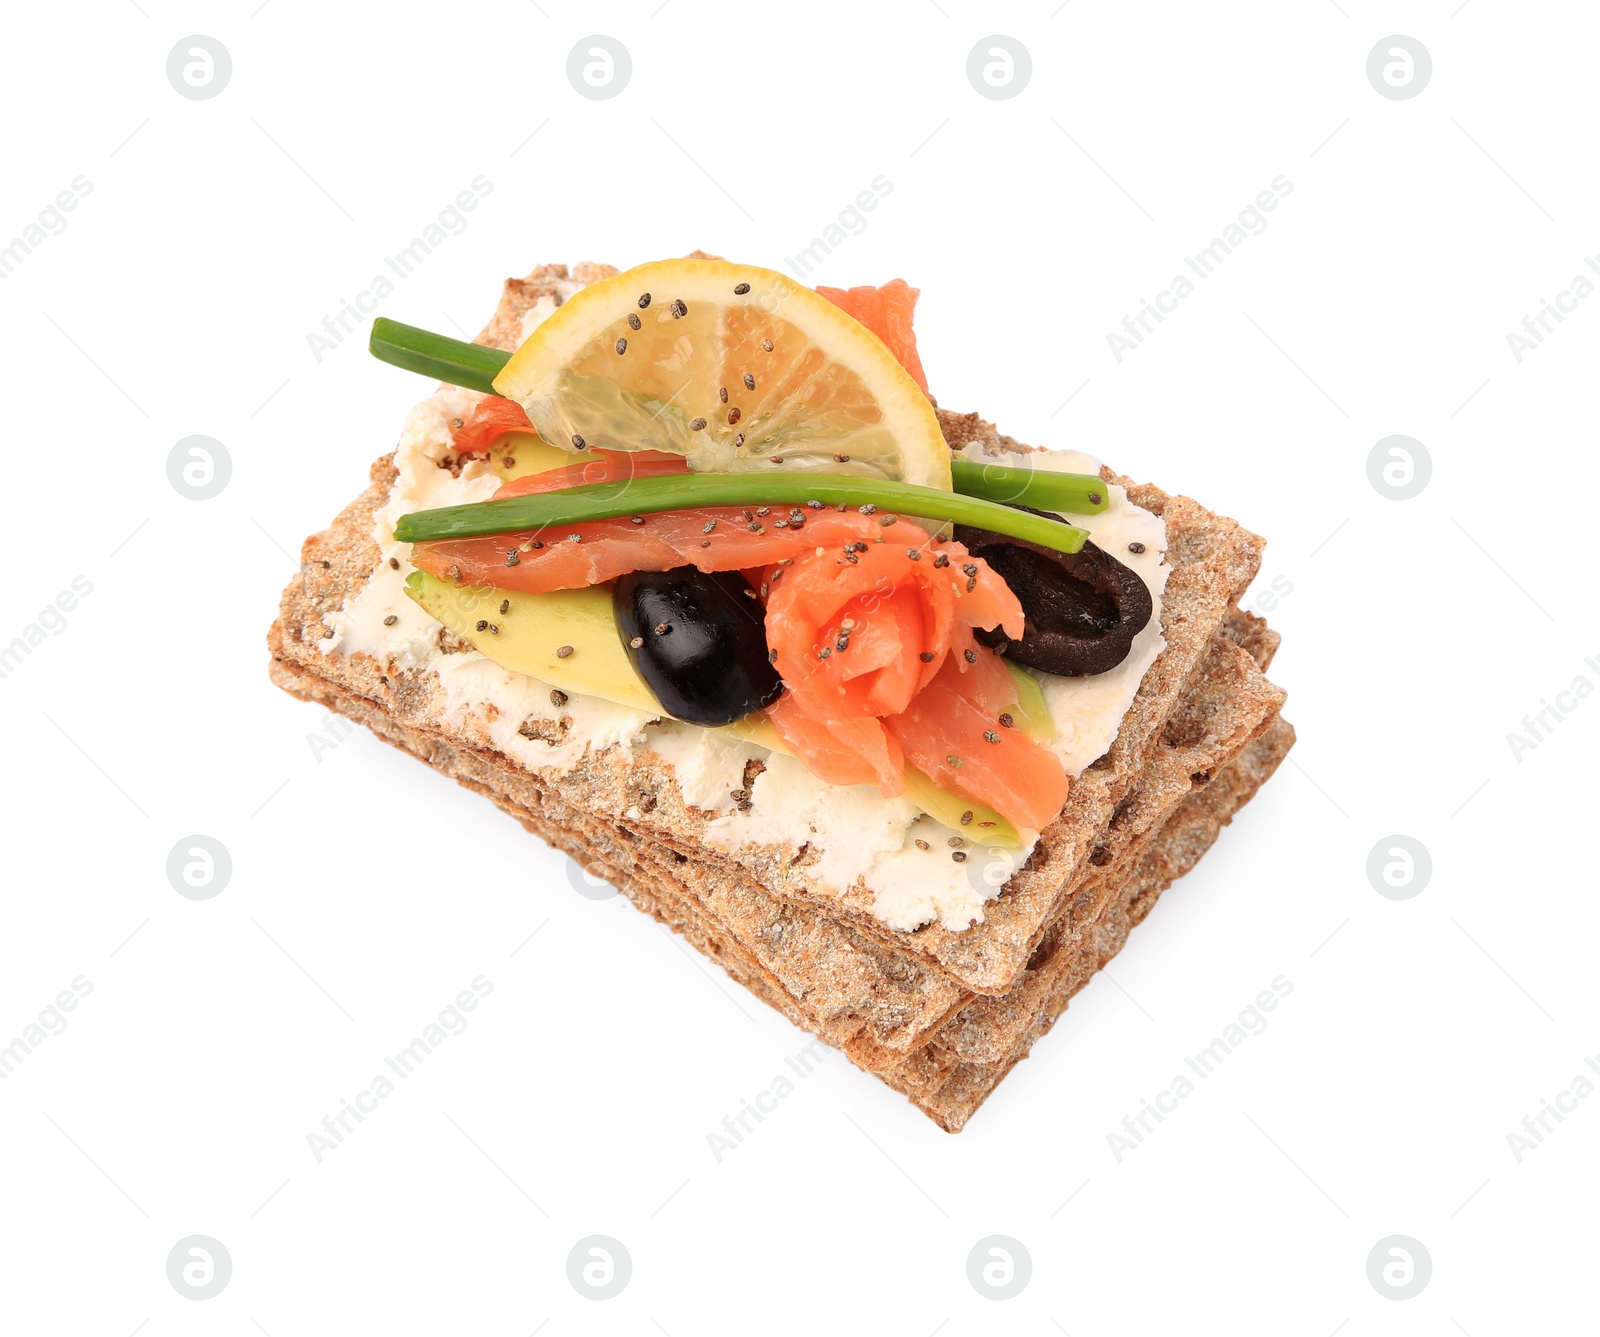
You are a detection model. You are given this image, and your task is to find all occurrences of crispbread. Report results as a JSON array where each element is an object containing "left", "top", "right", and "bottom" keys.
[
  {"left": 271, "top": 265, "right": 1266, "bottom": 998},
  {"left": 269, "top": 606, "right": 1284, "bottom": 1069},
  {"left": 269, "top": 635, "right": 1289, "bottom": 1128},
  {"left": 267, "top": 261, "right": 1293, "bottom": 1127}
]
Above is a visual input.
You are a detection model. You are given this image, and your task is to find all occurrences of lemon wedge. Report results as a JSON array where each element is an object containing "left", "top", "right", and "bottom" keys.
[{"left": 492, "top": 258, "right": 951, "bottom": 490}]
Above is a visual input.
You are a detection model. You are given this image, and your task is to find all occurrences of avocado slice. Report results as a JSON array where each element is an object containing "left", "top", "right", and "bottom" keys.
[
  {"left": 487, "top": 431, "right": 576, "bottom": 483},
  {"left": 404, "top": 570, "right": 660, "bottom": 714}
]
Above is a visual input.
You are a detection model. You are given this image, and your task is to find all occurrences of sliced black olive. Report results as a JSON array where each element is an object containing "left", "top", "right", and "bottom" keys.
[
  {"left": 614, "top": 566, "right": 783, "bottom": 726},
  {"left": 954, "top": 506, "right": 1153, "bottom": 677}
]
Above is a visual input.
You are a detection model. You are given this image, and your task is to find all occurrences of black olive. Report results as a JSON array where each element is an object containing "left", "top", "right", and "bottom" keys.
[
  {"left": 614, "top": 567, "right": 783, "bottom": 726},
  {"left": 954, "top": 506, "right": 1153, "bottom": 677}
]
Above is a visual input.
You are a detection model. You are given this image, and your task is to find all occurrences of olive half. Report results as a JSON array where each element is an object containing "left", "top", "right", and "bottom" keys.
[
  {"left": 614, "top": 566, "right": 783, "bottom": 726},
  {"left": 954, "top": 506, "right": 1153, "bottom": 677}
]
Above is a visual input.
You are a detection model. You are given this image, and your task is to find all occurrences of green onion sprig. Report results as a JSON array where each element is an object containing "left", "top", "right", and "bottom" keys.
[{"left": 395, "top": 473, "right": 1091, "bottom": 553}]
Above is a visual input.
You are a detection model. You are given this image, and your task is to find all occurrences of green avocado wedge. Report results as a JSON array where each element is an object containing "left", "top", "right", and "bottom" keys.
[{"left": 404, "top": 571, "right": 660, "bottom": 714}]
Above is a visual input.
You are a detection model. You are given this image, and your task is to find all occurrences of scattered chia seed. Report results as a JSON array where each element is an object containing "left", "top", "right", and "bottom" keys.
[
  {"left": 1088, "top": 491, "right": 1103, "bottom": 505},
  {"left": 629, "top": 515, "right": 645, "bottom": 526},
  {"left": 756, "top": 506, "right": 771, "bottom": 516},
  {"left": 451, "top": 417, "right": 464, "bottom": 429},
  {"left": 571, "top": 434, "right": 586, "bottom": 449},
  {"left": 703, "top": 519, "right": 717, "bottom": 533},
  {"left": 630, "top": 635, "right": 644, "bottom": 648},
  {"left": 832, "top": 453, "right": 850, "bottom": 463},
  {"left": 719, "top": 386, "right": 729, "bottom": 403},
  {"left": 999, "top": 712, "right": 1015, "bottom": 729},
  {"left": 475, "top": 620, "right": 488, "bottom": 631},
  {"left": 772, "top": 456, "right": 785, "bottom": 464},
  {"left": 819, "top": 646, "right": 832, "bottom": 659},
  {"left": 761, "top": 337, "right": 773, "bottom": 351},
  {"left": 807, "top": 499, "right": 824, "bottom": 509},
  {"left": 568, "top": 532, "right": 581, "bottom": 543},
  {"left": 504, "top": 550, "right": 520, "bottom": 567},
  {"left": 880, "top": 514, "right": 897, "bottom": 526},
  {"left": 638, "top": 292, "right": 651, "bottom": 308},
  {"left": 389, "top": 557, "right": 400, "bottom": 570},
  {"left": 960, "top": 810, "right": 973, "bottom": 826},
  {"left": 689, "top": 417, "right": 707, "bottom": 431},
  {"left": 499, "top": 599, "right": 510, "bottom": 614},
  {"left": 628, "top": 312, "right": 642, "bottom": 330},
  {"left": 964, "top": 648, "right": 978, "bottom": 664},
  {"left": 747, "top": 521, "right": 763, "bottom": 532},
  {"left": 947, "top": 755, "right": 964, "bottom": 768},
  {"left": 919, "top": 651, "right": 934, "bottom": 662},
  {"left": 933, "top": 553, "right": 950, "bottom": 568},
  {"left": 556, "top": 644, "right": 573, "bottom": 659},
  {"left": 734, "top": 282, "right": 751, "bottom": 295},
  {"left": 907, "top": 548, "right": 921, "bottom": 560},
  {"left": 488, "top": 624, "right": 499, "bottom": 635},
  {"left": 654, "top": 621, "right": 671, "bottom": 635},
  {"left": 951, "top": 850, "right": 968, "bottom": 863},
  {"left": 1128, "top": 541, "right": 1146, "bottom": 554},
  {"left": 550, "top": 689, "right": 568, "bottom": 707},
  {"left": 947, "top": 836, "right": 965, "bottom": 848},
  {"left": 615, "top": 337, "right": 627, "bottom": 355},
  {"left": 984, "top": 730, "right": 1001, "bottom": 745},
  {"left": 914, "top": 838, "right": 931, "bottom": 851},
  {"left": 742, "top": 588, "right": 758, "bottom": 599},
  {"left": 728, "top": 406, "right": 741, "bottom": 424},
  {"left": 743, "top": 372, "right": 755, "bottom": 390},
  {"left": 670, "top": 298, "right": 687, "bottom": 318},
  {"left": 699, "top": 539, "right": 711, "bottom": 548},
  {"left": 767, "top": 648, "right": 777, "bottom": 663},
  {"left": 859, "top": 503, "right": 877, "bottom": 515},
  {"left": 383, "top": 614, "right": 398, "bottom": 626},
  {"left": 503, "top": 456, "right": 515, "bottom": 468}
]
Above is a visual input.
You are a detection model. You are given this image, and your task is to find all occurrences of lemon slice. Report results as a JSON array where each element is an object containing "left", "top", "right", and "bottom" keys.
[{"left": 492, "top": 259, "right": 951, "bottom": 490}]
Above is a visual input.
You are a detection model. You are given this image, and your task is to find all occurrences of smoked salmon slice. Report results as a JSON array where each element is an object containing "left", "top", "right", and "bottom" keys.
[{"left": 815, "top": 279, "right": 930, "bottom": 395}]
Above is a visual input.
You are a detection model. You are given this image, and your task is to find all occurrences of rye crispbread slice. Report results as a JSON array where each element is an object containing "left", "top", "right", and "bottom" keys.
[
  {"left": 270, "top": 263, "right": 1268, "bottom": 998},
  {"left": 267, "top": 634, "right": 1290, "bottom": 1129},
  {"left": 268, "top": 603, "right": 1284, "bottom": 1070}
]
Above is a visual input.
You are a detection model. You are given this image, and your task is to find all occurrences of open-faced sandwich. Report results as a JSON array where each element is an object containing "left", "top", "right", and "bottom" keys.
[{"left": 269, "top": 256, "right": 1293, "bottom": 1130}]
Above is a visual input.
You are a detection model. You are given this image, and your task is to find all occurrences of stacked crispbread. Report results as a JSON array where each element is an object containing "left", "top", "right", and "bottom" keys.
[{"left": 268, "top": 265, "right": 1293, "bottom": 1131}]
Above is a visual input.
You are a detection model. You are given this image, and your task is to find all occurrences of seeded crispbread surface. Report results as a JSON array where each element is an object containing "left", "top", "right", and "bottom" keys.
[{"left": 270, "top": 263, "right": 1270, "bottom": 998}]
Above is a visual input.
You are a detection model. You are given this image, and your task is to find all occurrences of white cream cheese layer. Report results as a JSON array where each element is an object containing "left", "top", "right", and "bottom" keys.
[{"left": 319, "top": 294, "right": 1168, "bottom": 934}]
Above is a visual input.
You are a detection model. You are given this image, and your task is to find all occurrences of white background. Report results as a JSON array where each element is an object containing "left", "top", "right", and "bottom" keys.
[{"left": 1, "top": 1, "right": 1595, "bottom": 1332}]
